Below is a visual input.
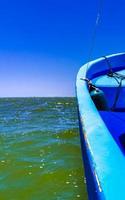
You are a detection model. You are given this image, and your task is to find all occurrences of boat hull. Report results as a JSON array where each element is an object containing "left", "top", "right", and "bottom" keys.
[
  {"left": 78, "top": 110, "right": 105, "bottom": 200},
  {"left": 76, "top": 53, "right": 125, "bottom": 200}
]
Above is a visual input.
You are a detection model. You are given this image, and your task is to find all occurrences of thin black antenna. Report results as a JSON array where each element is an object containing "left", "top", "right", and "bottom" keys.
[{"left": 86, "top": 0, "right": 103, "bottom": 71}]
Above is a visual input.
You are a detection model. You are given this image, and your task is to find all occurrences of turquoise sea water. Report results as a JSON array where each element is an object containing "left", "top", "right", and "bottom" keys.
[{"left": 0, "top": 97, "right": 87, "bottom": 200}]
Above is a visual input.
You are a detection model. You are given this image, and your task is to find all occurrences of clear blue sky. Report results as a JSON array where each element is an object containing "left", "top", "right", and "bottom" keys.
[{"left": 0, "top": 0, "right": 125, "bottom": 97}]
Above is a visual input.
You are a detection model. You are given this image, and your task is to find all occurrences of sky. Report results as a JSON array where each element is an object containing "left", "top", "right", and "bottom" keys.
[{"left": 0, "top": 0, "right": 125, "bottom": 97}]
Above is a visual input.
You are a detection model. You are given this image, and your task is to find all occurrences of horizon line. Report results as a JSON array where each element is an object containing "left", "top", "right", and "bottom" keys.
[{"left": 0, "top": 96, "right": 75, "bottom": 98}]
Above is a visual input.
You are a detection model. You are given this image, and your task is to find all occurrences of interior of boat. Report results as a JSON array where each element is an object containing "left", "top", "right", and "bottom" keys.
[{"left": 91, "top": 68, "right": 125, "bottom": 154}]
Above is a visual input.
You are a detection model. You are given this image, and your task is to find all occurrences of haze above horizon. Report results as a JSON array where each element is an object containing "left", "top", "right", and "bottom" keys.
[{"left": 0, "top": 0, "right": 125, "bottom": 97}]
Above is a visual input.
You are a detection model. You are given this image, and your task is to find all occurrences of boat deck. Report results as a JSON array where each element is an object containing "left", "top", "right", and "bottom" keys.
[
  {"left": 92, "top": 69, "right": 125, "bottom": 154},
  {"left": 99, "top": 111, "right": 125, "bottom": 154}
]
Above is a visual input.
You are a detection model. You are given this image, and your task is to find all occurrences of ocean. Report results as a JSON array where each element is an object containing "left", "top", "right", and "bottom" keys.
[{"left": 0, "top": 97, "right": 87, "bottom": 200}]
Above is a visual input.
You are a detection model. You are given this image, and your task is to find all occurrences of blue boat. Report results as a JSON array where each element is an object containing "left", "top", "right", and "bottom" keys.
[{"left": 76, "top": 52, "right": 125, "bottom": 200}]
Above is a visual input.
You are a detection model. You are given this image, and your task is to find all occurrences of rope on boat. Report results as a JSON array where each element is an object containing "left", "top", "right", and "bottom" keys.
[
  {"left": 103, "top": 56, "right": 113, "bottom": 76},
  {"left": 112, "top": 78, "right": 123, "bottom": 110},
  {"left": 80, "top": 78, "right": 99, "bottom": 91},
  {"left": 103, "top": 56, "right": 125, "bottom": 110}
]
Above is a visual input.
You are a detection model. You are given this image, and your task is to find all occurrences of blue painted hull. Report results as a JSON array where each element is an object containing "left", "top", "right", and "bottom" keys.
[{"left": 76, "top": 53, "right": 125, "bottom": 200}]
